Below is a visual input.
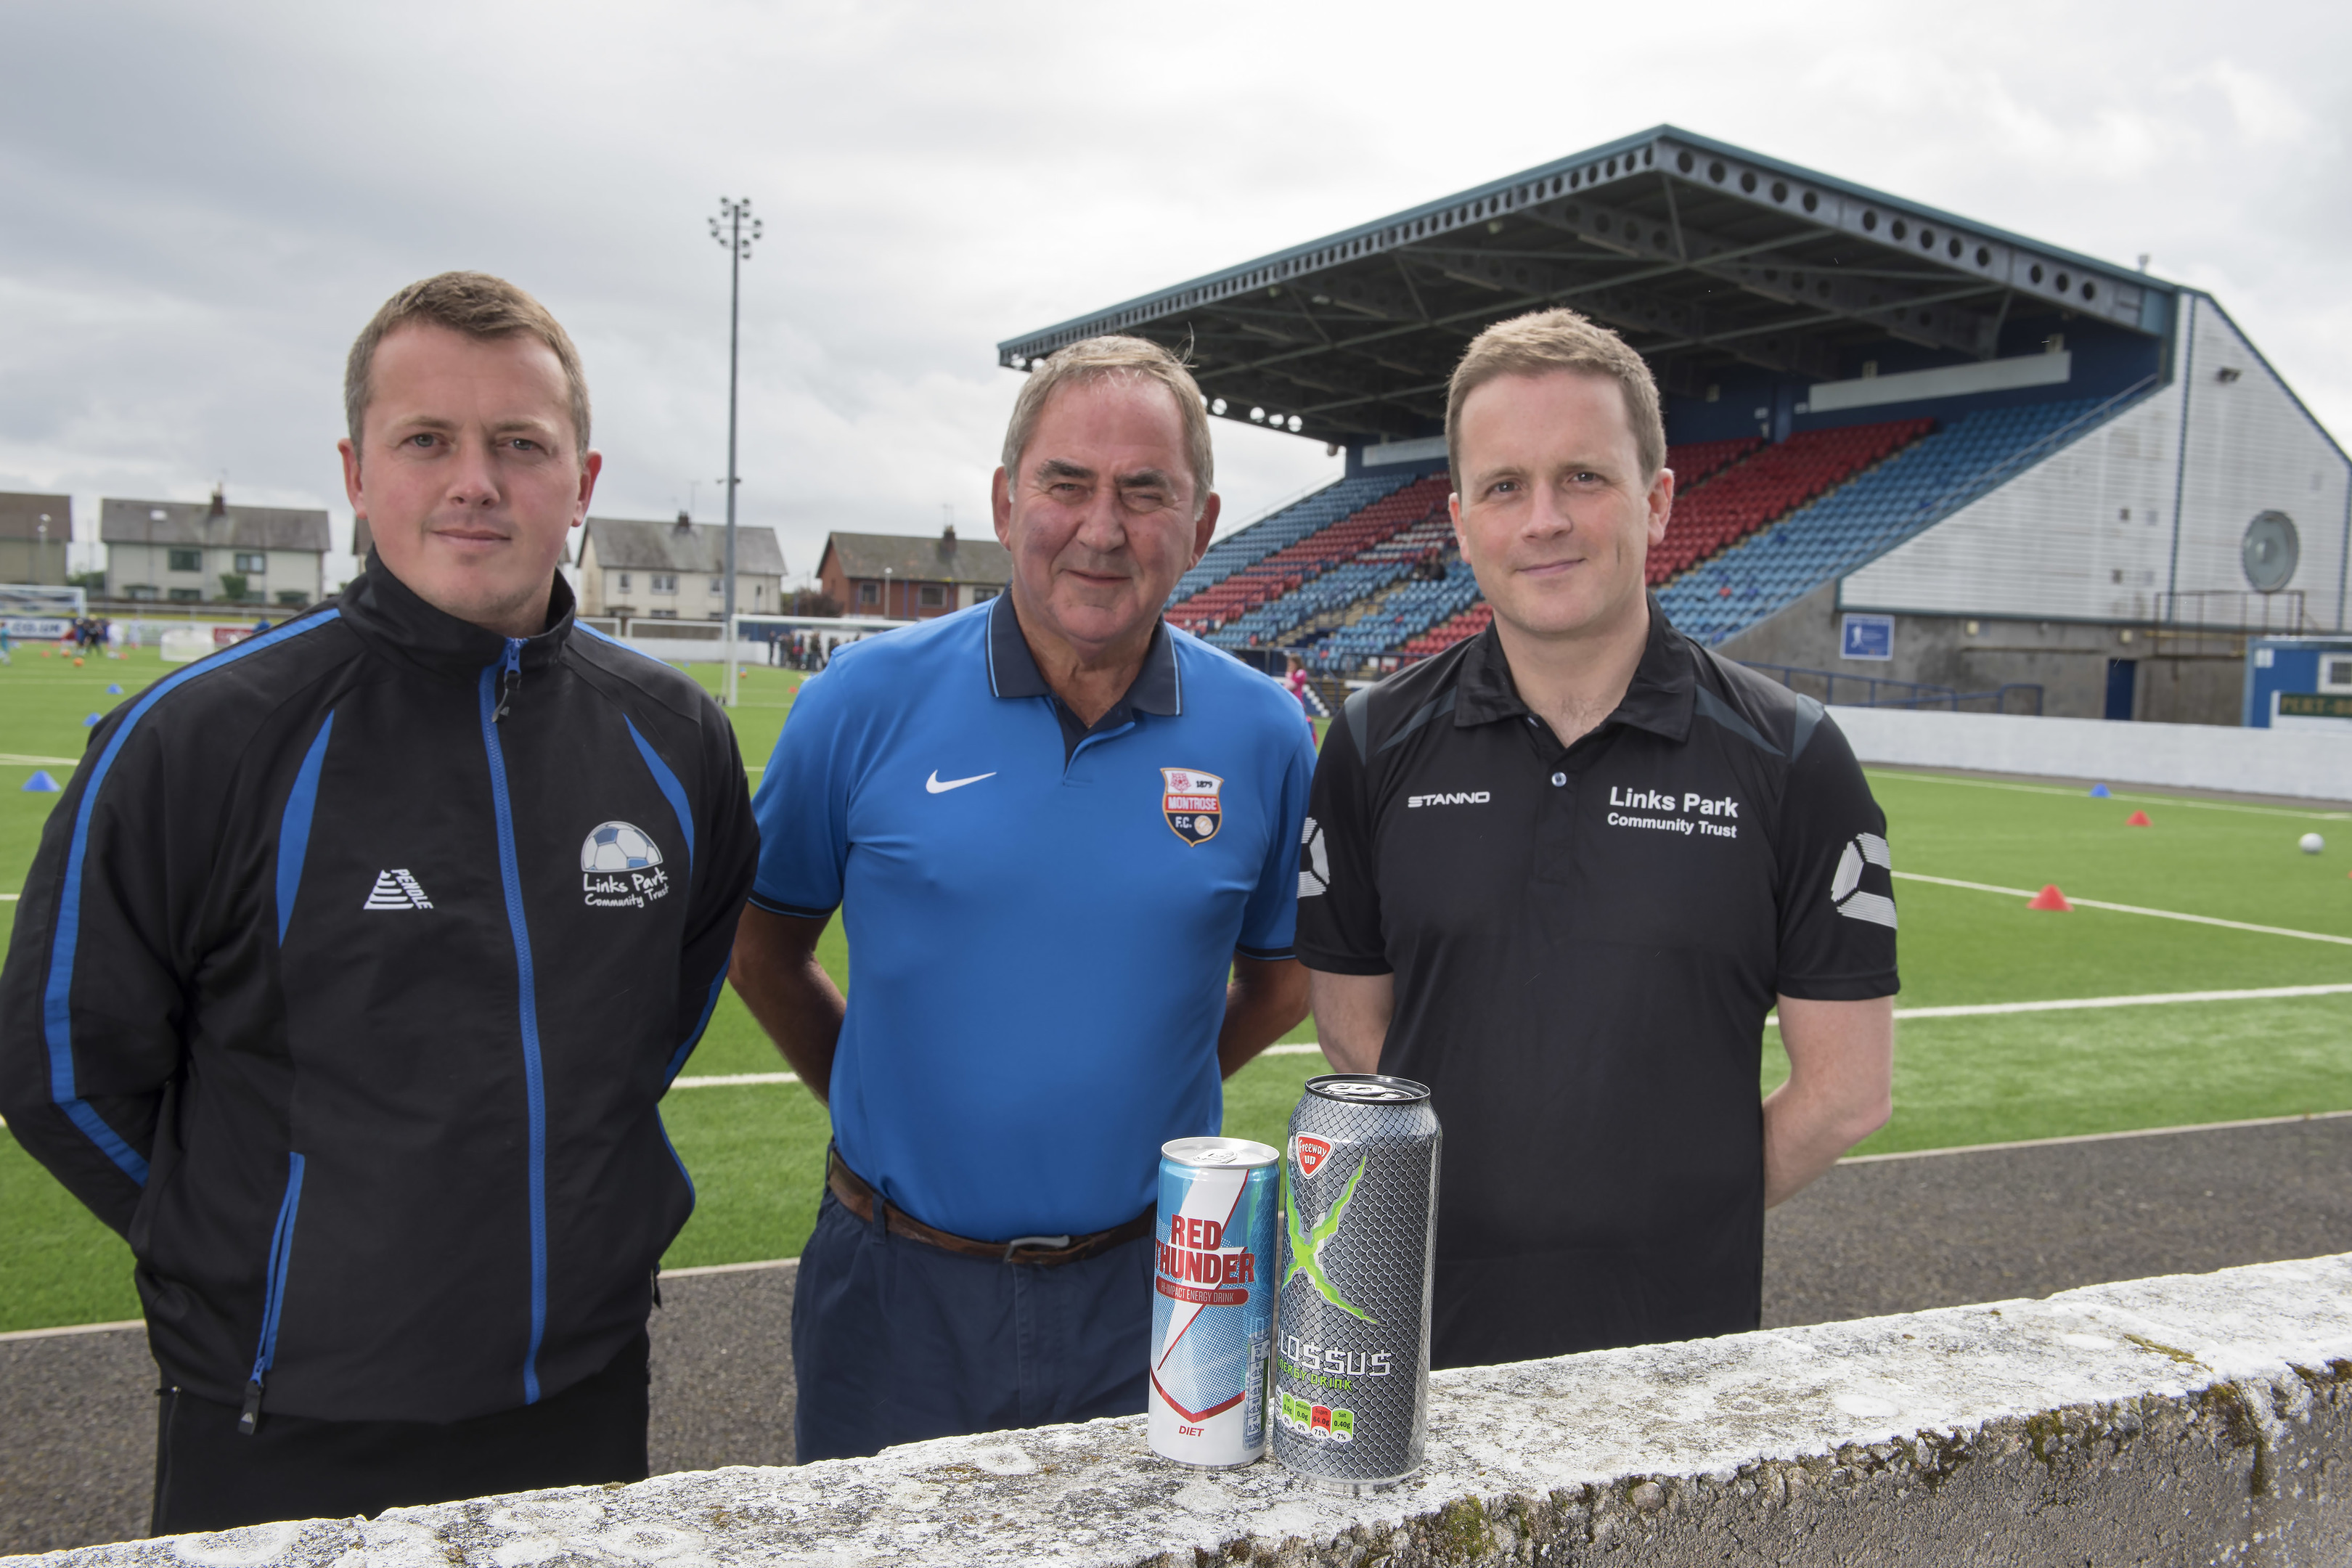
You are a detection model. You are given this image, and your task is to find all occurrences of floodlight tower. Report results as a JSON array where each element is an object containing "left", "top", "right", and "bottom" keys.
[{"left": 708, "top": 196, "right": 761, "bottom": 705}]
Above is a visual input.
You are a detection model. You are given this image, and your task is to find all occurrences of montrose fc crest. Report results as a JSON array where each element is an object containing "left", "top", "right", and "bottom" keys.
[{"left": 1161, "top": 768, "right": 1224, "bottom": 846}]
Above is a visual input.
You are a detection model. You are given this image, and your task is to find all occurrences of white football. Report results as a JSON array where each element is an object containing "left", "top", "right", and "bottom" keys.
[
  {"left": 583, "top": 821, "right": 663, "bottom": 873},
  {"left": 2300, "top": 833, "right": 2325, "bottom": 855}
]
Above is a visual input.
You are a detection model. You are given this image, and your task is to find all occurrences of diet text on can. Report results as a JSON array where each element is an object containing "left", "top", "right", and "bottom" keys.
[
  {"left": 1271, "top": 1074, "right": 1440, "bottom": 1493},
  {"left": 1148, "top": 1137, "right": 1280, "bottom": 1468}
]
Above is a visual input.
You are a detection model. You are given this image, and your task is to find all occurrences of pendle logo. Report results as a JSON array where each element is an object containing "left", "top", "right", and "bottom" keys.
[
  {"left": 1291, "top": 1134, "right": 1331, "bottom": 1177},
  {"left": 1407, "top": 791, "right": 1490, "bottom": 808}
]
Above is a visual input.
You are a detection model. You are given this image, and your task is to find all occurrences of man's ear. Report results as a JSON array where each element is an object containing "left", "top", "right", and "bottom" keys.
[
  {"left": 991, "top": 467, "right": 1014, "bottom": 547},
  {"left": 339, "top": 437, "right": 365, "bottom": 514},
  {"left": 1191, "top": 493, "right": 1220, "bottom": 567}
]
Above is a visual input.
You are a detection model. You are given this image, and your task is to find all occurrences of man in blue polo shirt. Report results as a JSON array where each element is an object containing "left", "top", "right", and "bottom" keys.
[{"left": 731, "top": 335, "right": 1315, "bottom": 1461}]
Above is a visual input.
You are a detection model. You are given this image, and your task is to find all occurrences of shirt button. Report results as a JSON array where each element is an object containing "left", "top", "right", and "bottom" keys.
[{"left": 1551, "top": 772, "right": 1567, "bottom": 787}]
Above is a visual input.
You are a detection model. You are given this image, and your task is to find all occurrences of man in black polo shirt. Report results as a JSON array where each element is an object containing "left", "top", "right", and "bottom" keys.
[{"left": 1298, "top": 307, "right": 1897, "bottom": 1370}]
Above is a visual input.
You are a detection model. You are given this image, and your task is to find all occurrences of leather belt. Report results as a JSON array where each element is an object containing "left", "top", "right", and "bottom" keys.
[{"left": 826, "top": 1148, "right": 1153, "bottom": 1266}]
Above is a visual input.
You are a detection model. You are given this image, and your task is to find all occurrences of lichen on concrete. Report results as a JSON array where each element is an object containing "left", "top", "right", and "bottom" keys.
[{"left": 12, "top": 1254, "right": 2352, "bottom": 1567}]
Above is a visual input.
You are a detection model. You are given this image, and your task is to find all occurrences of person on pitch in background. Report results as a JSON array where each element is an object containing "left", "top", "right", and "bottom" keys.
[
  {"left": 730, "top": 335, "right": 1316, "bottom": 1462},
  {"left": 1297, "top": 307, "right": 1898, "bottom": 1370},
  {"left": 0, "top": 272, "right": 756, "bottom": 1531}
]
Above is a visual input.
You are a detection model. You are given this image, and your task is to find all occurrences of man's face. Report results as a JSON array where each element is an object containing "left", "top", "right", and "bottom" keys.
[
  {"left": 991, "top": 377, "right": 1217, "bottom": 658},
  {"left": 339, "top": 323, "right": 599, "bottom": 638},
  {"left": 1450, "top": 369, "right": 1672, "bottom": 645}
]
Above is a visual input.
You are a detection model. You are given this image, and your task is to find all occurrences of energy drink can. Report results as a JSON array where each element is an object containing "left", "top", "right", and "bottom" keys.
[
  {"left": 1271, "top": 1074, "right": 1440, "bottom": 1493},
  {"left": 1148, "top": 1136, "right": 1281, "bottom": 1468}
]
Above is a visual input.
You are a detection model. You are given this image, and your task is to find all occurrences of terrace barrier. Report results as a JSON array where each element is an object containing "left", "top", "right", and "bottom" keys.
[{"left": 14, "top": 1253, "right": 2350, "bottom": 1567}]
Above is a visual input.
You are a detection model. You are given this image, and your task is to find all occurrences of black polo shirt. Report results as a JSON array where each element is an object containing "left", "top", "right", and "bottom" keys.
[{"left": 1297, "top": 597, "right": 1897, "bottom": 1369}]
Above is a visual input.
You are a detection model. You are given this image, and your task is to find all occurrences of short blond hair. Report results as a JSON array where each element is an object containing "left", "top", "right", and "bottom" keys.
[
  {"left": 346, "top": 271, "right": 592, "bottom": 459},
  {"left": 1003, "top": 336, "right": 1214, "bottom": 512},
  {"left": 1446, "top": 308, "right": 1665, "bottom": 481}
]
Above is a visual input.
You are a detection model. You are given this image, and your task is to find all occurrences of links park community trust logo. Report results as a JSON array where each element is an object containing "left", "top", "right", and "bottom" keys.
[
  {"left": 1161, "top": 768, "right": 1223, "bottom": 846},
  {"left": 580, "top": 821, "right": 671, "bottom": 910}
]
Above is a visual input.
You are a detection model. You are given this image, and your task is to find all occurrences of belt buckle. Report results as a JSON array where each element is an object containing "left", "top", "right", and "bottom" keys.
[{"left": 1003, "top": 1233, "right": 1073, "bottom": 1264}]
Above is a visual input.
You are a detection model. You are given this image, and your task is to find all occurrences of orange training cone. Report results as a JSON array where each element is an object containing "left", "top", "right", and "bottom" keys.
[
  {"left": 2028, "top": 884, "right": 2073, "bottom": 911},
  {"left": 2125, "top": 809, "right": 2152, "bottom": 827}
]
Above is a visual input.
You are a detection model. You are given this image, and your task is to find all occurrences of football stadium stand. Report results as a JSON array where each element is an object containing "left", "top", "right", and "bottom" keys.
[{"left": 1005, "top": 126, "right": 2349, "bottom": 722}]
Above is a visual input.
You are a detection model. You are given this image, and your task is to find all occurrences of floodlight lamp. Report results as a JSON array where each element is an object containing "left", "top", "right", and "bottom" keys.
[
  {"left": 1250, "top": 407, "right": 1265, "bottom": 422},
  {"left": 1287, "top": 415, "right": 1303, "bottom": 432},
  {"left": 1211, "top": 398, "right": 1227, "bottom": 415}
]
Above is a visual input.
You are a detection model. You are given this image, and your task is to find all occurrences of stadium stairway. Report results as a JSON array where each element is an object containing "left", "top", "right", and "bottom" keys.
[{"left": 1658, "top": 396, "right": 2118, "bottom": 645}]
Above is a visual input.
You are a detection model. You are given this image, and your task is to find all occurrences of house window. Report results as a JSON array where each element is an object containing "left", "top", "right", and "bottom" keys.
[
  {"left": 652, "top": 574, "right": 678, "bottom": 594},
  {"left": 274, "top": 591, "right": 309, "bottom": 608},
  {"left": 234, "top": 551, "right": 266, "bottom": 573},
  {"left": 859, "top": 581, "right": 881, "bottom": 606},
  {"left": 168, "top": 549, "right": 201, "bottom": 573},
  {"left": 972, "top": 587, "right": 999, "bottom": 603},
  {"left": 168, "top": 587, "right": 201, "bottom": 603},
  {"left": 710, "top": 577, "right": 723, "bottom": 594},
  {"left": 918, "top": 584, "right": 945, "bottom": 608},
  {"left": 126, "top": 584, "right": 158, "bottom": 602},
  {"left": 617, "top": 573, "right": 632, "bottom": 592}
]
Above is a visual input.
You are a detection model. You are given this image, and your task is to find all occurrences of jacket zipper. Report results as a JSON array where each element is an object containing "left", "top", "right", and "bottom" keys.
[
  {"left": 240, "top": 1153, "right": 307, "bottom": 1435},
  {"left": 492, "top": 637, "right": 523, "bottom": 724},
  {"left": 478, "top": 650, "right": 550, "bottom": 1403}
]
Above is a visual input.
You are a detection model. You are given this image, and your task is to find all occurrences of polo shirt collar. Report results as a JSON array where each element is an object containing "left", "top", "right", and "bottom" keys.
[
  {"left": 984, "top": 589, "right": 1182, "bottom": 716},
  {"left": 1453, "top": 592, "right": 1694, "bottom": 743}
]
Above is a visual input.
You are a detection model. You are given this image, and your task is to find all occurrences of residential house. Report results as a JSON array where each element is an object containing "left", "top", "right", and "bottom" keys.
[
  {"left": 817, "top": 526, "right": 1012, "bottom": 619},
  {"left": 103, "top": 489, "right": 330, "bottom": 606},
  {"left": 0, "top": 493, "right": 73, "bottom": 585},
  {"left": 576, "top": 514, "right": 786, "bottom": 621}
]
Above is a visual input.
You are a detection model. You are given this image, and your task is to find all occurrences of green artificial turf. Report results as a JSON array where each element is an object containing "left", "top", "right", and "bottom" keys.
[{"left": 5, "top": 644, "right": 2351, "bottom": 1329}]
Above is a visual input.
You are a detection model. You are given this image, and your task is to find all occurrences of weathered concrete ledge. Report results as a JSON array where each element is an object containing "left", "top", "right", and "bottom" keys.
[{"left": 14, "top": 1254, "right": 2352, "bottom": 1567}]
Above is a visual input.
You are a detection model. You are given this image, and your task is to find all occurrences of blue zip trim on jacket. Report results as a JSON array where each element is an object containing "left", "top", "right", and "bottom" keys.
[
  {"left": 624, "top": 716, "right": 695, "bottom": 875},
  {"left": 478, "top": 647, "right": 549, "bottom": 1405},
  {"left": 43, "top": 611, "right": 343, "bottom": 1185},
  {"left": 662, "top": 973, "right": 726, "bottom": 1088},
  {"left": 275, "top": 714, "right": 335, "bottom": 944},
  {"left": 248, "top": 1152, "right": 307, "bottom": 1384}
]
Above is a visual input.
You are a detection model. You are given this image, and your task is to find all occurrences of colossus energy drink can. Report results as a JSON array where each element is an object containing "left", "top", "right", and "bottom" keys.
[
  {"left": 1148, "top": 1137, "right": 1280, "bottom": 1468},
  {"left": 1272, "top": 1074, "right": 1440, "bottom": 1493}
]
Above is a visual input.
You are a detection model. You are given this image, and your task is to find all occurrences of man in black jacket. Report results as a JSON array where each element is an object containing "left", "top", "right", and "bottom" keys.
[{"left": 0, "top": 272, "right": 756, "bottom": 1532}]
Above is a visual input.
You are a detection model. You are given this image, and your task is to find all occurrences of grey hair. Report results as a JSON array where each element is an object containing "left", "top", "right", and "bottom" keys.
[{"left": 1002, "top": 336, "right": 1214, "bottom": 512}]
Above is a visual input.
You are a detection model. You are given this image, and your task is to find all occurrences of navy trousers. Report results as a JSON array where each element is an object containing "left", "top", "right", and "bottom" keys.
[{"left": 791, "top": 1188, "right": 1153, "bottom": 1462}]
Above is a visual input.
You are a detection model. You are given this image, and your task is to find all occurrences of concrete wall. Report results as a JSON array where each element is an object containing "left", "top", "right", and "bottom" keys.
[
  {"left": 1829, "top": 703, "right": 2352, "bottom": 801},
  {"left": 1842, "top": 294, "right": 2351, "bottom": 632},
  {"left": 1719, "top": 581, "right": 2250, "bottom": 724},
  {"left": 16, "top": 1254, "right": 2350, "bottom": 1568}
]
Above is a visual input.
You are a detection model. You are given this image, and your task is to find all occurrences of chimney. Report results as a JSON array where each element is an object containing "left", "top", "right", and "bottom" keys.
[
  {"left": 674, "top": 510, "right": 693, "bottom": 532},
  {"left": 209, "top": 486, "right": 227, "bottom": 517},
  {"left": 938, "top": 522, "right": 957, "bottom": 559}
]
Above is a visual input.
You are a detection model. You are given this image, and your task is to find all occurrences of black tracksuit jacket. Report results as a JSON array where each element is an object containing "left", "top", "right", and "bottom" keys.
[{"left": 0, "top": 561, "right": 756, "bottom": 1426}]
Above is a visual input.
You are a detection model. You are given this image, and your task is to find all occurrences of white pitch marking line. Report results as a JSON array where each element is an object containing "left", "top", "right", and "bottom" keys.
[
  {"left": 1842, "top": 1108, "right": 2352, "bottom": 1164},
  {"left": 1765, "top": 981, "right": 2352, "bottom": 1028},
  {"left": 0, "top": 754, "right": 78, "bottom": 767},
  {"left": 1892, "top": 869, "right": 2352, "bottom": 947},
  {"left": 1869, "top": 767, "right": 2351, "bottom": 821}
]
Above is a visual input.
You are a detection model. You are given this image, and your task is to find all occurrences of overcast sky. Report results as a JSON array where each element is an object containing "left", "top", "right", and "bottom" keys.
[{"left": 2, "top": 0, "right": 2344, "bottom": 589}]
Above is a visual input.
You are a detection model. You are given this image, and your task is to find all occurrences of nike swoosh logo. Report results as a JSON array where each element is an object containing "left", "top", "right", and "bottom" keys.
[{"left": 926, "top": 770, "right": 997, "bottom": 794}]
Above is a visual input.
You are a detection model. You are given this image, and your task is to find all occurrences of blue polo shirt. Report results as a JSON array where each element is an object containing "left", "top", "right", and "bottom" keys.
[{"left": 751, "top": 595, "right": 1317, "bottom": 1240}]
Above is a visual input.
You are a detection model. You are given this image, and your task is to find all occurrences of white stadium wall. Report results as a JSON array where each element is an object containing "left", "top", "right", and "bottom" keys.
[{"left": 1842, "top": 294, "right": 2351, "bottom": 632}]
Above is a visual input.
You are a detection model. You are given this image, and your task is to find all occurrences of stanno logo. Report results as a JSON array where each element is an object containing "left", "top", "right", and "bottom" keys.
[
  {"left": 581, "top": 821, "right": 670, "bottom": 910},
  {"left": 363, "top": 870, "right": 433, "bottom": 911},
  {"left": 1406, "top": 791, "right": 1490, "bottom": 809},
  {"left": 1831, "top": 833, "right": 1898, "bottom": 928}
]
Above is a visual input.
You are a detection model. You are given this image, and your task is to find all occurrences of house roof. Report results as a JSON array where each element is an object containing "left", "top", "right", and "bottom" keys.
[
  {"left": 584, "top": 517, "right": 785, "bottom": 576},
  {"left": 0, "top": 492, "right": 72, "bottom": 542},
  {"left": 102, "top": 495, "right": 331, "bottom": 552},
  {"left": 820, "top": 530, "right": 1013, "bottom": 586}
]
